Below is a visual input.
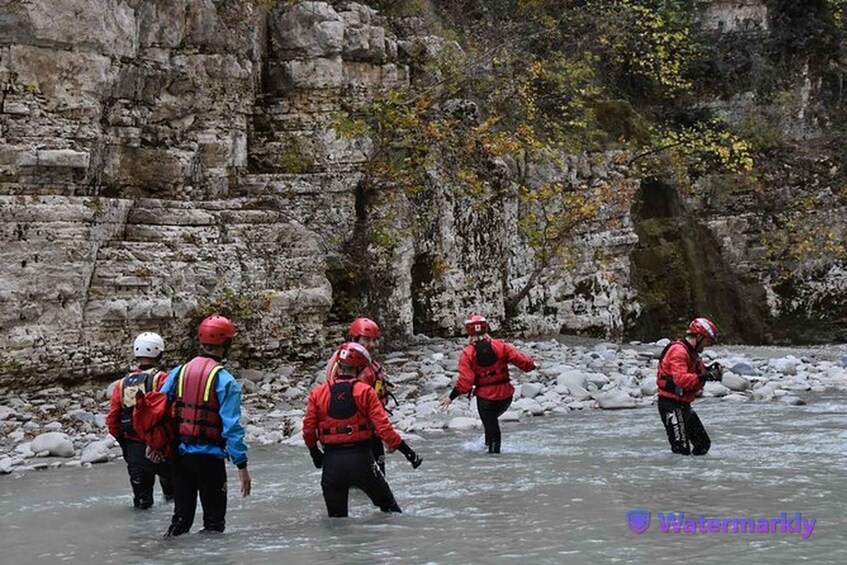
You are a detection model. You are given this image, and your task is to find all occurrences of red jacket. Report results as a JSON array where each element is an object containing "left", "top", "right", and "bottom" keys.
[
  {"left": 131, "top": 390, "right": 178, "bottom": 458},
  {"left": 656, "top": 339, "right": 706, "bottom": 404},
  {"left": 456, "top": 339, "right": 536, "bottom": 401},
  {"left": 106, "top": 368, "right": 167, "bottom": 442},
  {"left": 303, "top": 379, "right": 402, "bottom": 450}
]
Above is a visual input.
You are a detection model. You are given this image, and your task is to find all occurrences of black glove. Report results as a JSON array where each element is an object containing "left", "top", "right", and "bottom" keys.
[
  {"left": 698, "top": 363, "right": 723, "bottom": 383},
  {"left": 397, "top": 441, "right": 422, "bottom": 469},
  {"left": 309, "top": 446, "right": 324, "bottom": 469}
]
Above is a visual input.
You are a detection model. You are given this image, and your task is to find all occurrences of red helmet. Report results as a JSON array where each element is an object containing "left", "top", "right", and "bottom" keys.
[
  {"left": 198, "top": 315, "right": 236, "bottom": 346},
  {"left": 335, "top": 342, "right": 371, "bottom": 377},
  {"left": 349, "top": 317, "right": 380, "bottom": 339},
  {"left": 688, "top": 317, "right": 718, "bottom": 342},
  {"left": 464, "top": 314, "right": 489, "bottom": 336}
]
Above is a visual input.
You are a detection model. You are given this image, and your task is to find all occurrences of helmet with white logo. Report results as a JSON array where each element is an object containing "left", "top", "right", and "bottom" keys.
[
  {"left": 464, "top": 314, "right": 489, "bottom": 336},
  {"left": 335, "top": 342, "right": 371, "bottom": 378}
]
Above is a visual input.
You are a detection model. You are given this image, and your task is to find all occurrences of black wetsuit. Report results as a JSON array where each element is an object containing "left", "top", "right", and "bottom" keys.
[
  {"left": 477, "top": 397, "right": 512, "bottom": 454},
  {"left": 167, "top": 454, "right": 228, "bottom": 534},
  {"left": 123, "top": 439, "right": 173, "bottom": 508},
  {"left": 321, "top": 442, "right": 401, "bottom": 518},
  {"left": 657, "top": 396, "right": 711, "bottom": 456}
]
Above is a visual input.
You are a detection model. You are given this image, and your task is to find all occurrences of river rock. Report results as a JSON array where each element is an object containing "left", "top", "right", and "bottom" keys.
[
  {"left": 780, "top": 395, "right": 807, "bottom": 406},
  {"left": 520, "top": 382, "right": 543, "bottom": 399},
  {"left": 640, "top": 379, "right": 658, "bottom": 396},
  {"left": 447, "top": 417, "right": 479, "bottom": 430},
  {"left": 500, "top": 410, "right": 521, "bottom": 422},
  {"left": 752, "top": 384, "right": 775, "bottom": 401},
  {"left": 704, "top": 382, "right": 731, "bottom": 397},
  {"left": 721, "top": 373, "right": 751, "bottom": 391},
  {"left": 80, "top": 441, "right": 111, "bottom": 464},
  {"left": 512, "top": 398, "right": 544, "bottom": 415},
  {"left": 30, "top": 432, "right": 75, "bottom": 458},
  {"left": 593, "top": 390, "right": 636, "bottom": 409},
  {"left": 585, "top": 373, "right": 610, "bottom": 387},
  {"left": 557, "top": 370, "right": 587, "bottom": 390},
  {"left": 0, "top": 457, "right": 13, "bottom": 474},
  {"left": 768, "top": 356, "right": 801, "bottom": 375},
  {"left": 422, "top": 375, "right": 452, "bottom": 393},
  {"left": 729, "top": 362, "right": 758, "bottom": 376}
]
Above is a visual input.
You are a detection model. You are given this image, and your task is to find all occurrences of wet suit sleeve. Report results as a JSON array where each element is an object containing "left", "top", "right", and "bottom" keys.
[
  {"left": 216, "top": 370, "right": 248, "bottom": 469},
  {"left": 359, "top": 383, "right": 402, "bottom": 449},
  {"left": 502, "top": 342, "right": 536, "bottom": 372},
  {"left": 664, "top": 345, "right": 701, "bottom": 391},
  {"left": 106, "top": 380, "right": 123, "bottom": 439},
  {"left": 302, "top": 388, "right": 320, "bottom": 449}
]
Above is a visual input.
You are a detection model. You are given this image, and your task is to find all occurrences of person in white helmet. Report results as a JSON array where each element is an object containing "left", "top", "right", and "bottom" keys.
[{"left": 106, "top": 332, "right": 174, "bottom": 509}]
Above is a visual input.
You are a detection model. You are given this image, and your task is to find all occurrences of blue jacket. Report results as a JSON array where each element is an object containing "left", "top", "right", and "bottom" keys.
[{"left": 160, "top": 359, "right": 249, "bottom": 468}]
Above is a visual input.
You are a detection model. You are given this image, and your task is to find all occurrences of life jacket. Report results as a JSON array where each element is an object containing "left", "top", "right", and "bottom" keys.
[
  {"left": 370, "top": 362, "right": 394, "bottom": 407},
  {"left": 174, "top": 357, "right": 225, "bottom": 446},
  {"left": 657, "top": 339, "right": 699, "bottom": 398},
  {"left": 119, "top": 368, "right": 165, "bottom": 435},
  {"left": 318, "top": 379, "right": 373, "bottom": 445},
  {"left": 473, "top": 340, "right": 510, "bottom": 389}
]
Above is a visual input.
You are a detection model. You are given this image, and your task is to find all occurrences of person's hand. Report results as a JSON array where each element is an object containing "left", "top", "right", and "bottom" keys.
[
  {"left": 397, "top": 441, "right": 423, "bottom": 469},
  {"left": 698, "top": 364, "right": 723, "bottom": 383},
  {"left": 239, "top": 467, "right": 251, "bottom": 497},
  {"left": 438, "top": 395, "right": 452, "bottom": 410},
  {"left": 309, "top": 446, "right": 324, "bottom": 469},
  {"left": 708, "top": 362, "right": 724, "bottom": 378},
  {"left": 145, "top": 445, "right": 164, "bottom": 464}
]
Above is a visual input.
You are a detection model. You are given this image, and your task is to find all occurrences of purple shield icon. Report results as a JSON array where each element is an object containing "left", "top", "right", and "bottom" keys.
[{"left": 627, "top": 510, "right": 651, "bottom": 534}]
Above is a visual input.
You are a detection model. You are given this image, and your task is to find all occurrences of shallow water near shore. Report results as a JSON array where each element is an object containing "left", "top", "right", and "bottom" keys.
[{"left": 2, "top": 393, "right": 846, "bottom": 564}]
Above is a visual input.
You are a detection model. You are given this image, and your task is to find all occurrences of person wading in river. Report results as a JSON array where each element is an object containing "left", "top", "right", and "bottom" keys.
[
  {"left": 157, "top": 315, "right": 251, "bottom": 536},
  {"left": 305, "top": 342, "right": 422, "bottom": 517},
  {"left": 325, "top": 317, "right": 396, "bottom": 474},
  {"left": 439, "top": 314, "right": 537, "bottom": 454},
  {"left": 656, "top": 317, "right": 724, "bottom": 455},
  {"left": 106, "top": 332, "right": 174, "bottom": 509}
]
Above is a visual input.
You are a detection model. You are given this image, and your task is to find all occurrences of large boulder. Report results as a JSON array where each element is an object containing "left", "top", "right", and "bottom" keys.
[{"left": 30, "top": 432, "right": 75, "bottom": 458}]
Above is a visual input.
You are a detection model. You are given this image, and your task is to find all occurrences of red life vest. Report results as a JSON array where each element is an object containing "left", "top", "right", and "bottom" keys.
[
  {"left": 472, "top": 341, "right": 510, "bottom": 389},
  {"left": 175, "top": 357, "right": 225, "bottom": 446},
  {"left": 318, "top": 380, "right": 373, "bottom": 445},
  {"left": 119, "top": 368, "right": 165, "bottom": 435},
  {"left": 656, "top": 338, "right": 703, "bottom": 402}
]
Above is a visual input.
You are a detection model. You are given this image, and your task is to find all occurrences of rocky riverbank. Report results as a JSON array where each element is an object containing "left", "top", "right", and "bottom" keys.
[{"left": 2, "top": 336, "right": 846, "bottom": 475}]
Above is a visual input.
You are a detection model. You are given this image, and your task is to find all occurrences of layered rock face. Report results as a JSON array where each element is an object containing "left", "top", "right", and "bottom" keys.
[{"left": 0, "top": 1, "right": 639, "bottom": 384}]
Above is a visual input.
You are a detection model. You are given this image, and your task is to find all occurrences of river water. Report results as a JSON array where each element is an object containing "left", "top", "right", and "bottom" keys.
[{"left": 2, "top": 394, "right": 845, "bottom": 564}]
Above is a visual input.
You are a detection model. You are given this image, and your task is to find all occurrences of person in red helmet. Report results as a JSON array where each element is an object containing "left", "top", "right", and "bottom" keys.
[
  {"left": 325, "top": 317, "right": 396, "bottom": 474},
  {"left": 157, "top": 314, "right": 251, "bottom": 536},
  {"left": 106, "top": 332, "right": 174, "bottom": 509},
  {"left": 439, "top": 314, "right": 537, "bottom": 454},
  {"left": 656, "top": 317, "right": 724, "bottom": 455},
  {"left": 305, "top": 342, "right": 422, "bottom": 517}
]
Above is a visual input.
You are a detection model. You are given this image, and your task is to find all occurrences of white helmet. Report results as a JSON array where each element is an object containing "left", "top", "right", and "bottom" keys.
[{"left": 133, "top": 332, "right": 165, "bottom": 358}]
